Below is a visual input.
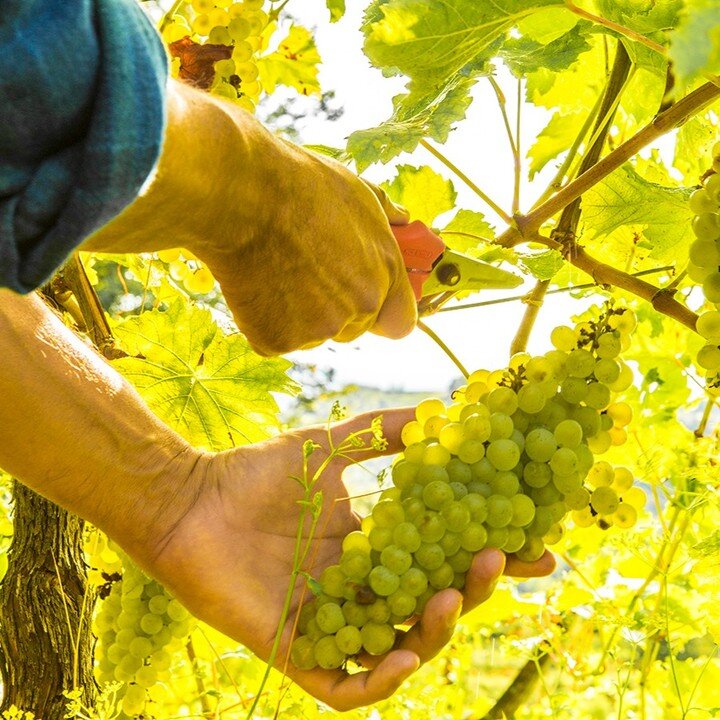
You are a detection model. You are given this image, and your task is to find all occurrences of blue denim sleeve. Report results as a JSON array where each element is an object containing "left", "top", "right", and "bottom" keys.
[{"left": 0, "top": 0, "right": 168, "bottom": 292}]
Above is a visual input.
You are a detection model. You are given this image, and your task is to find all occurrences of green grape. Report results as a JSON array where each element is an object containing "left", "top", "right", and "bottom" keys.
[
  {"left": 530, "top": 483, "right": 562, "bottom": 506},
  {"left": 524, "top": 428, "right": 557, "bottom": 462},
  {"left": 400, "top": 568, "right": 428, "bottom": 596},
  {"left": 697, "top": 344, "right": 720, "bottom": 370},
  {"left": 315, "top": 636, "right": 345, "bottom": 669},
  {"left": 417, "top": 464, "right": 450, "bottom": 485},
  {"left": 415, "top": 512, "right": 447, "bottom": 543},
  {"left": 380, "top": 545, "right": 412, "bottom": 575},
  {"left": 510, "top": 429, "right": 526, "bottom": 453},
  {"left": 427, "top": 562, "right": 455, "bottom": 590},
  {"left": 459, "top": 521, "right": 487, "bottom": 551},
  {"left": 368, "top": 566, "right": 400, "bottom": 596},
  {"left": 689, "top": 239, "right": 720, "bottom": 267},
  {"left": 438, "top": 422, "right": 465, "bottom": 453},
  {"left": 485, "top": 494, "right": 514, "bottom": 528},
  {"left": 612, "top": 466, "right": 634, "bottom": 491},
  {"left": 566, "top": 349, "right": 595, "bottom": 378},
  {"left": 526, "top": 506, "right": 554, "bottom": 537},
  {"left": 372, "top": 500, "right": 405, "bottom": 528},
  {"left": 523, "top": 461, "right": 552, "bottom": 488},
  {"left": 489, "top": 471, "right": 520, "bottom": 497},
  {"left": 609, "top": 362, "right": 634, "bottom": 392},
  {"left": 441, "top": 502, "right": 471, "bottom": 532},
  {"left": 439, "top": 531, "right": 462, "bottom": 556},
  {"left": 517, "top": 383, "right": 546, "bottom": 413},
  {"left": 402, "top": 497, "right": 426, "bottom": 522},
  {"left": 503, "top": 526, "right": 527, "bottom": 553},
  {"left": 471, "top": 457, "right": 496, "bottom": 483},
  {"left": 361, "top": 622, "right": 396, "bottom": 655},
  {"left": 393, "top": 522, "right": 422, "bottom": 552},
  {"left": 129, "top": 636, "right": 153, "bottom": 659},
  {"left": 560, "top": 376, "right": 589, "bottom": 403},
  {"left": 588, "top": 461, "right": 614, "bottom": 487},
  {"left": 366, "top": 599, "right": 391, "bottom": 624},
  {"left": 487, "top": 386, "right": 519, "bottom": 414},
  {"left": 594, "top": 358, "right": 621, "bottom": 384},
  {"left": 404, "top": 443, "right": 426, "bottom": 464},
  {"left": 140, "top": 613, "right": 164, "bottom": 635},
  {"left": 551, "top": 325, "right": 578, "bottom": 351},
  {"left": 511, "top": 409, "right": 531, "bottom": 432},
  {"left": 544, "top": 523, "right": 564, "bottom": 545},
  {"left": 697, "top": 311, "right": 720, "bottom": 342},
  {"left": 232, "top": 40, "right": 253, "bottom": 62},
  {"left": 565, "top": 486, "right": 591, "bottom": 510},
  {"left": 320, "top": 565, "right": 347, "bottom": 598},
  {"left": 340, "top": 549, "right": 372, "bottom": 580},
  {"left": 291, "top": 636, "right": 317, "bottom": 670},
  {"left": 166, "top": 599, "right": 189, "bottom": 622},
  {"left": 451, "top": 481, "right": 469, "bottom": 499},
  {"left": 461, "top": 493, "right": 488, "bottom": 522},
  {"left": 423, "top": 443, "right": 451, "bottom": 466},
  {"left": 596, "top": 332, "right": 621, "bottom": 359},
  {"left": 549, "top": 447, "right": 578, "bottom": 475},
  {"left": 571, "top": 406, "right": 601, "bottom": 437},
  {"left": 591, "top": 486, "right": 620, "bottom": 515},
  {"left": 623, "top": 486, "right": 646, "bottom": 509},
  {"left": 486, "top": 439, "right": 521, "bottom": 471},
  {"left": 585, "top": 381, "right": 611, "bottom": 410},
  {"left": 489, "top": 413, "right": 514, "bottom": 440},
  {"left": 416, "top": 398, "right": 446, "bottom": 423},
  {"left": 486, "top": 526, "right": 509, "bottom": 548},
  {"left": 148, "top": 594, "right": 169, "bottom": 615},
  {"left": 692, "top": 212, "right": 720, "bottom": 240},
  {"left": 422, "top": 480, "right": 454, "bottom": 509},
  {"left": 458, "top": 438, "right": 486, "bottom": 463},
  {"left": 515, "top": 536, "right": 546, "bottom": 562},
  {"left": 414, "top": 542, "right": 445, "bottom": 570},
  {"left": 342, "top": 601, "right": 369, "bottom": 627},
  {"left": 446, "top": 458, "right": 472, "bottom": 484},
  {"left": 510, "top": 493, "right": 536, "bottom": 526},
  {"left": 122, "top": 685, "right": 146, "bottom": 716},
  {"left": 368, "top": 526, "right": 393, "bottom": 551},
  {"left": 613, "top": 502, "right": 638, "bottom": 528},
  {"left": 554, "top": 419, "right": 583, "bottom": 448},
  {"left": 388, "top": 589, "right": 417, "bottom": 617},
  {"left": 392, "top": 460, "right": 419, "bottom": 490},
  {"left": 335, "top": 625, "right": 363, "bottom": 655},
  {"left": 703, "top": 272, "right": 720, "bottom": 303},
  {"left": 689, "top": 187, "right": 718, "bottom": 214},
  {"left": 463, "top": 413, "right": 492, "bottom": 441}
]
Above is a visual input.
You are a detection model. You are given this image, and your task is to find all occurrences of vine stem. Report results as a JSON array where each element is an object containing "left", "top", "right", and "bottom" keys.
[
  {"left": 186, "top": 637, "right": 214, "bottom": 719},
  {"left": 417, "top": 320, "right": 469, "bottom": 378},
  {"left": 509, "top": 280, "right": 550, "bottom": 356},
  {"left": 419, "top": 139, "right": 514, "bottom": 225},
  {"left": 564, "top": 0, "right": 667, "bottom": 56},
  {"left": 495, "top": 78, "right": 720, "bottom": 247},
  {"left": 437, "top": 266, "right": 674, "bottom": 312}
]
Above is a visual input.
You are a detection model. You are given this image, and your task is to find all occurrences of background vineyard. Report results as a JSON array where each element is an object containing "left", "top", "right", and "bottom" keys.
[{"left": 2, "top": 0, "right": 720, "bottom": 719}]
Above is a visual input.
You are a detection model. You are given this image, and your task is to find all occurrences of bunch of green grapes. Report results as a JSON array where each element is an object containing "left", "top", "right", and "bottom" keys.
[
  {"left": 161, "top": 0, "right": 268, "bottom": 112},
  {"left": 156, "top": 248, "right": 216, "bottom": 295},
  {"left": 290, "top": 304, "right": 644, "bottom": 672},
  {"left": 93, "top": 561, "right": 192, "bottom": 717},
  {"left": 686, "top": 142, "right": 720, "bottom": 388},
  {"left": 85, "top": 528, "right": 122, "bottom": 587}
]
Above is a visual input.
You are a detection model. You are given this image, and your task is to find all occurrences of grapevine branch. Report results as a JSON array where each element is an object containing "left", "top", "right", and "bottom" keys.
[
  {"left": 495, "top": 78, "right": 720, "bottom": 248},
  {"left": 510, "top": 43, "right": 631, "bottom": 353}
]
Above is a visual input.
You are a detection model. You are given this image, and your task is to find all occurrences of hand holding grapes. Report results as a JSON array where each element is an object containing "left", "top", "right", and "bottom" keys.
[
  {"left": 143, "top": 407, "right": 555, "bottom": 710},
  {"left": 81, "top": 79, "right": 417, "bottom": 356}
]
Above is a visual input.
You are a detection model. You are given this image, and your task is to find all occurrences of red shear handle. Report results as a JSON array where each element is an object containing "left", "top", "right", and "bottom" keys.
[{"left": 391, "top": 220, "right": 445, "bottom": 301}]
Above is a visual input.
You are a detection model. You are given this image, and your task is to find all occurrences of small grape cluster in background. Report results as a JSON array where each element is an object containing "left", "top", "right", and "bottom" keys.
[
  {"left": 687, "top": 142, "right": 720, "bottom": 388},
  {"left": 291, "top": 304, "right": 646, "bottom": 672},
  {"left": 156, "top": 248, "right": 216, "bottom": 294},
  {"left": 161, "top": 0, "right": 268, "bottom": 112}
]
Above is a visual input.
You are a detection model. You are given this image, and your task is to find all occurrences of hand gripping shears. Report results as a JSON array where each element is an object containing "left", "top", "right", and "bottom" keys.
[{"left": 391, "top": 220, "right": 522, "bottom": 316}]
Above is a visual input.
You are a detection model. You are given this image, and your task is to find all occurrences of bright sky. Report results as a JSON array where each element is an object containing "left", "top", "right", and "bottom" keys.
[{"left": 280, "top": 5, "right": 599, "bottom": 393}]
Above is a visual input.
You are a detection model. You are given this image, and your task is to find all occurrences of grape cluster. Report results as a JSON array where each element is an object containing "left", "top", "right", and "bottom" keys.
[
  {"left": 93, "top": 562, "right": 192, "bottom": 717},
  {"left": 290, "top": 305, "right": 644, "bottom": 671},
  {"left": 156, "top": 248, "right": 216, "bottom": 295},
  {"left": 162, "top": 0, "right": 268, "bottom": 112},
  {"left": 687, "top": 142, "right": 720, "bottom": 389}
]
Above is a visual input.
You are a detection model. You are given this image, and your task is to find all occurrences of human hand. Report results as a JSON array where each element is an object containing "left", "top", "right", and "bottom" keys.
[
  {"left": 83, "top": 81, "right": 417, "bottom": 355},
  {"left": 142, "top": 407, "right": 555, "bottom": 711}
]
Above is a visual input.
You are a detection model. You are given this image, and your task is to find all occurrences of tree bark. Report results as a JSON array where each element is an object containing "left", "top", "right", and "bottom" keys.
[{"left": 0, "top": 481, "right": 96, "bottom": 718}]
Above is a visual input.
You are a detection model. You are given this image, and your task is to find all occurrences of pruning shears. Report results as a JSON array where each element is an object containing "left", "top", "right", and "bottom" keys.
[{"left": 391, "top": 220, "right": 522, "bottom": 316}]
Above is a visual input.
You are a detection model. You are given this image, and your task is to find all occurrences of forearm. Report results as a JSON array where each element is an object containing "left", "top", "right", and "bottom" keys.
[
  {"left": 0, "top": 289, "right": 205, "bottom": 561},
  {"left": 81, "top": 79, "right": 258, "bottom": 256}
]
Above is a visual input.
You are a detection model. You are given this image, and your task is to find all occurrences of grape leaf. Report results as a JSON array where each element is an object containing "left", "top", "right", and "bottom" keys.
[
  {"left": 520, "top": 249, "right": 565, "bottom": 280},
  {"left": 527, "top": 110, "right": 586, "bottom": 178},
  {"left": 381, "top": 165, "right": 457, "bottom": 225},
  {"left": 112, "top": 301, "right": 299, "bottom": 451},
  {"left": 515, "top": 5, "right": 578, "bottom": 44},
  {"left": 440, "top": 209, "right": 495, "bottom": 253},
  {"left": 669, "top": 0, "right": 720, "bottom": 87},
  {"left": 362, "top": 0, "right": 564, "bottom": 92},
  {"left": 326, "top": 0, "right": 346, "bottom": 22},
  {"left": 581, "top": 164, "right": 693, "bottom": 262},
  {"left": 500, "top": 24, "right": 592, "bottom": 76},
  {"left": 258, "top": 26, "right": 321, "bottom": 96},
  {"left": 595, "top": 0, "right": 683, "bottom": 36},
  {"left": 346, "top": 75, "right": 475, "bottom": 171},
  {"left": 674, "top": 111, "right": 719, "bottom": 182}
]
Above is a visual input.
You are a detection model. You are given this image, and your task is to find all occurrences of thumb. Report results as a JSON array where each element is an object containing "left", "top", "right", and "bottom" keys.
[{"left": 363, "top": 180, "right": 411, "bottom": 225}]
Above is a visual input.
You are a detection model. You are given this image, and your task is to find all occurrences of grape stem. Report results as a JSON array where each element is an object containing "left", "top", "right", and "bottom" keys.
[
  {"left": 186, "top": 637, "right": 214, "bottom": 719},
  {"left": 419, "top": 139, "right": 514, "bottom": 226},
  {"left": 564, "top": 1, "right": 668, "bottom": 57},
  {"left": 417, "top": 320, "right": 469, "bottom": 378},
  {"left": 509, "top": 279, "right": 550, "bottom": 356}
]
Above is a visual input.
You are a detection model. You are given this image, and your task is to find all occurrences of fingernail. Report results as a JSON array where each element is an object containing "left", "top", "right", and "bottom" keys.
[{"left": 447, "top": 597, "right": 463, "bottom": 627}]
